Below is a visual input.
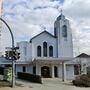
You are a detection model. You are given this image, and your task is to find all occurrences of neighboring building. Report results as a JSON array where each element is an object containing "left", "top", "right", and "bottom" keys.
[
  {"left": 74, "top": 53, "right": 90, "bottom": 75},
  {"left": 0, "top": 13, "right": 89, "bottom": 81}
]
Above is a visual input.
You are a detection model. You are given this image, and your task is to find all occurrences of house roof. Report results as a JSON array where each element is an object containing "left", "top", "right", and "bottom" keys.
[
  {"left": 30, "top": 30, "right": 55, "bottom": 42},
  {"left": 76, "top": 53, "right": 90, "bottom": 58}
]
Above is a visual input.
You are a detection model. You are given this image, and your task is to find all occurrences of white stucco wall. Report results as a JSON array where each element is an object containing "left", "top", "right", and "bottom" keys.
[
  {"left": 16, "top": 65, "right": 22, "bottom": 75},
  {"left": 31, "top": 32, "right": 57, "bottom": 58},
  {"left": 54, "top": 16, "right": 73, "bottom": 58},
  {"left": 16, "top": 64, "right": 33, "bottom": 75},
  {"left": 58, "top": 64, "right": 74, "bottom": 80},
  {"left": 17, "top": 32, "right": 57, "bottom": 61},
  {"left": 66, "top": 65, "right": 74, "bottom": 80},
  {"left": 26, "top": 64, "right": 33, "bottom": 74},
  {"left": 17, "top": 41, "right": 32, "bottom": 61}
]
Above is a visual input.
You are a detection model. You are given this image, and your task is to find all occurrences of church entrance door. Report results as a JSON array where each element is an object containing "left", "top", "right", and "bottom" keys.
[{"left": 41, "top": 66, "right": 50, "bottom": 78}]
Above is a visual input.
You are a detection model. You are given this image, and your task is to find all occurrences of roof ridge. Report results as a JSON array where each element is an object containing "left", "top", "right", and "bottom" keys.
[
  {"left": 76, "top": 53, "right": 90, "bottom": 58},
  {"left": 30, "top": 30, "right": 55, "bottom": 42}
]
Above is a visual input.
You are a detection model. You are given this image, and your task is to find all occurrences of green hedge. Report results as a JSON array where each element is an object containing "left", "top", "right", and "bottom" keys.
[
  {"left": 87, "top": 72, "right": 90, "bottom": 78},
  {"left": 4, "top": 68, "right": 12, "bottom": 82},
  {"left": 0, "top": 67, "right": 4, "bottom": 75},
  {"left": 17, "top": 72, "right": 42, "bottom": 84}
]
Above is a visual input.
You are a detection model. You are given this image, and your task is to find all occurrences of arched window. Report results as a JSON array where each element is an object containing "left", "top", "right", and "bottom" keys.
[
  {"left": 62, "top": 25, "right": 67, "bottom": 37},
  {"left": 49, "top": 46, "right": 53, "bottom": 57},
  {"left": 37, "top": 46, "right": 41, "bottom": 56},
  {"left": 43, "top": 42, "right": 47, "bottom": 57}
]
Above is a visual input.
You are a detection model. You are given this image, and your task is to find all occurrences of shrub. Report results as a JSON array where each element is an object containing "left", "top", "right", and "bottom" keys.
[
  {"left": 17, "top": 72, "right": 42, "bottom": 84},
  {"left": 72, "top": 79, "right": 83, "bottom": 87},
  {"left": 87, "top": 72, "right": 90, "bottom": 78},
  {"left": 72, "top": 74, "right": 90, "bottom": 87},
  {"left": 0, "top": 67, "right": 4, "bottom": 75}
]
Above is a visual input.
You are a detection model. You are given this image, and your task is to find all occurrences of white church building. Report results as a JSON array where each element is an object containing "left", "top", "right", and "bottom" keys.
[
  {"left": 16, "top": 13, "right": 74, "bottom": 80},
  {"left": 0, "top": 13, "right": 89, "bottom": 81}
]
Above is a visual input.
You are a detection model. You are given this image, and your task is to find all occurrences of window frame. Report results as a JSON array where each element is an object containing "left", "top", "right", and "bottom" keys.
[
  {"left": 43, "top": 42, "right": 47, "bottom": 57},
  {"left": 62, "top": 25, "right": 67, "bottom": 37},
  {"left": 49, "top": 45, "right": 53, "bottom": 57},
  {"left": 37, "top": 45, "right": 41, "bottom": 57}
]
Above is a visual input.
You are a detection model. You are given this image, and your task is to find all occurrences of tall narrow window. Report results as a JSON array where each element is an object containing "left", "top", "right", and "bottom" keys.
[
  {"left": 62, "top": 25, "right": 67, "bottom": 37},
  {"left": 49, "top": 46, "right": 53, "bottom": 57},
  {"left": 37, "top": 46, "right": 41, "bottom": 56},
  {"left": 22, "top": 66, "right": 26, "bottom": 72},
  {"left": 43, "top": 42, "right": 47, "bottom": 57},
  {"left": 33, "top": 66, "right": 36, "bottom": 74}
]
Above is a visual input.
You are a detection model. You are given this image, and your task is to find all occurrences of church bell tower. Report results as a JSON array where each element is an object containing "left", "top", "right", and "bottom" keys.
[{"left": 54, "top": 13, "right": 73, "bottom": 57}]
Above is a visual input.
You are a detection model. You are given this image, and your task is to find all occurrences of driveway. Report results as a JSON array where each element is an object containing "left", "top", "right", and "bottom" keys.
[{"left": 0, "top": 78, "right": 90, "bottom": 90}]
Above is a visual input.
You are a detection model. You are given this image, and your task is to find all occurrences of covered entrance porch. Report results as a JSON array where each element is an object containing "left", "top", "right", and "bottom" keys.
[
  {"left": 33, "top": 57, "right": 73, "bottom": 81},
  {"left": 41, "top": 66, "right": 50, "bottom": 78},
  {"left": 41, "top": 66, "right": 58, "bottom": 78}
]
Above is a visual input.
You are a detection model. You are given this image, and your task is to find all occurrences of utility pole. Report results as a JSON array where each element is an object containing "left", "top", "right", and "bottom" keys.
[
  {"left": 0, "top": 18, "right": 15, "bottom": 87},
  {"left": 0, "top": 0, "right": 2, "bottom": 53}
]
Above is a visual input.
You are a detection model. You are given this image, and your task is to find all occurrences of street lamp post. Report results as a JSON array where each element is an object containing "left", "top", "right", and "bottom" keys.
[{"left": 0, "top": 18, "right": 15, "bottom": 87}]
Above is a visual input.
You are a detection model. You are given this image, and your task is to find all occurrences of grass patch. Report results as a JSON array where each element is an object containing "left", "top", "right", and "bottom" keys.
[
  {"left": 0, "top": 80, "right": 11, "bottom": 87},
  {"left": 0, "top": 80, "right": 23, "bottom": 87}
]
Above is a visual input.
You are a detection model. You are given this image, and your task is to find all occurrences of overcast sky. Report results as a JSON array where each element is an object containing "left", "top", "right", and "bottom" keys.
[{"left": 0, "top": 0, "right": 90, "bottom": 56}]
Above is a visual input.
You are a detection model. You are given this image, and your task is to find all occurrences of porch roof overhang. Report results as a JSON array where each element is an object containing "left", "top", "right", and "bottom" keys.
[{"left": 32, "top": 57, "right": 74, "bottom": 64}]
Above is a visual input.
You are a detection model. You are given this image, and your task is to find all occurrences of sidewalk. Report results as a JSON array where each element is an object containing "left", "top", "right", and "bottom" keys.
[{"left": 0, "top": 78, "right": 90, "bottom": 90}]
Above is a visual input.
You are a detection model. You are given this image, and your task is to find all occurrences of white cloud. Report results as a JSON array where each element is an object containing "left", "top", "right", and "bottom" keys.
[
  {"left": 60, "top": 0, "right": 90, "bottom": 55},
  {"left": 0, "top": 0, "right": 90, "bottom": 56}
]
